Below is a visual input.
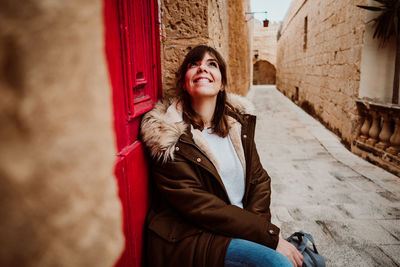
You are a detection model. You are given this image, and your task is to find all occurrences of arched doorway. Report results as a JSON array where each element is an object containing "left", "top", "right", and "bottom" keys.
[{"left": 253, "top": 60, "right": 276, "bottom": 85}]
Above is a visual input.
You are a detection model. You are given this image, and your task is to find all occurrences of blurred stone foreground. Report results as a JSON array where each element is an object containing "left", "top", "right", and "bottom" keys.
[{"left": 0, "top": 1, "right": 124, "bottom": 266}]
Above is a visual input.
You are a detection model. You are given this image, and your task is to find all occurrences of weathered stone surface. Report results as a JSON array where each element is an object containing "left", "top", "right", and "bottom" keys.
[
  {"left": 208, "top": 0, "right": 229, "bottom": 60},
  {"left": 252, "top": 20, "right": 280, "bottom": 66},
  {"left": 162, "top": 0, "right": 208, "bottom": 38},
  {"left": 227, "top": 0, "right": 251, "bottom": 94},
  {"left": 276, "top": 0, "right": 367, "bottom": 144},
  {"left": 252, "top": 20, "right": 280, "bottom": 85},
  {"left": 0, "top": 1, "right": 123, "bottom": 266},
  {"left": 160, "top": 0, "right": 251, "bottom": 96}
]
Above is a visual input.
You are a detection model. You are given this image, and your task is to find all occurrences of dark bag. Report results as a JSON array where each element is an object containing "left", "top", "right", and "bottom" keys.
[{"left": 286, "top": 231, "right": 326, "bottom": 267}]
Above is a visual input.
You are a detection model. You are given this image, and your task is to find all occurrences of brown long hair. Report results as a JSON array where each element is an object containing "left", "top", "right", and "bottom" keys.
[{"left": 175, "top": 45, "right": 234, "bottom": 137}]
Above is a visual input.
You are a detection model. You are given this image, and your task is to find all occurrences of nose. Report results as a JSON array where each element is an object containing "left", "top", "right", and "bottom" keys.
[{"left": 197, "top": 64, "right": 208, "bottom": 73}]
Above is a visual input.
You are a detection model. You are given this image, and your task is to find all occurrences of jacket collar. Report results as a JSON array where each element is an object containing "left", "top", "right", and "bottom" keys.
[{"left": 140, "top": 93, "right": 255, "bottom": 169}]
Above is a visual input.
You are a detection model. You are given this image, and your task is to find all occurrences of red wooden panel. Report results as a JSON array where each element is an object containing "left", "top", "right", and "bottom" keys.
[
  {"left": 104, "top": 0, "right": 129, "bottom": 150},
  {"left": 104, "top": 0, "right": 161, "bottom": 266},
  {"left": 118, "top": 0, "right": 158, "bottom": 120},
  {"left": 114, "top": 142, "right": 150, "bottom": 267},
  {"left": 105, "top": 0, "right": 161, "bottom": 151}
]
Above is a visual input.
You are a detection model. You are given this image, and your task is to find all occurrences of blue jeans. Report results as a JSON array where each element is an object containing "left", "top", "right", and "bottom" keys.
[{"left": 225, "top": 238, "right": 293, "bottom": 267}]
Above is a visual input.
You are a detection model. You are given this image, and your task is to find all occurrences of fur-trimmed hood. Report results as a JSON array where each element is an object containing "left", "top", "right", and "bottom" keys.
[{"left": 140, "top": 93, "right": 255, "bottom": 170}]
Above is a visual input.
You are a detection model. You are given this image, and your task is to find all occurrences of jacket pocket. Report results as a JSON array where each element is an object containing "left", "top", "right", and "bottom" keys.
[{"left": 148, "top": 211, "right": 203, "bottom": 243}]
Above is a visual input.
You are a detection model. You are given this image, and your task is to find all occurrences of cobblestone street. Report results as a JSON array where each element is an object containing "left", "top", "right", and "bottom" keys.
[{"left": 249, "top": 85, "right": 400, "bottom": 267}]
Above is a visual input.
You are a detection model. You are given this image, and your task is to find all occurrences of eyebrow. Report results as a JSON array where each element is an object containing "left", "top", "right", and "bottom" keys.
[{"left": 188, "top": 58, "right": 218, "bottom": 65}]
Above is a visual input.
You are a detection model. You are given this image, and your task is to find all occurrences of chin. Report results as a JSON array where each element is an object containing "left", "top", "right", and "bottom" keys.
[{"left": 191, "top": 90, "right": 219, "bottom": 98}]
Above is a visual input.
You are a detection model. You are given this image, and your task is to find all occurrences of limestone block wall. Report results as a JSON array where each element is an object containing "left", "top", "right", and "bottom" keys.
[
  {"left": 0, "top": 1, "right": 123, "bottom": 266},
  {"left": 161, "top": 0, "right": 251, "bottom": 96},
  {"left": 161, "top": 0, "right": 211, "bottom": 95},
  {"left": 253, "top": 20, "right": 280, "bottom": 66},
  {"left": 208, "top": 0, "right": 229, "bottom": 60},
  {"left": 276, "top": 0, "right": 366, "bottom": 144},
  {"left": 227, "top": 0, "right": 252, "bottom": 94}
]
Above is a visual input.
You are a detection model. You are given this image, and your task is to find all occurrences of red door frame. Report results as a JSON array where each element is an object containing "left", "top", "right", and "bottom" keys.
[{"left": 104, "top": 0, "right": 161, "bottom": 266}]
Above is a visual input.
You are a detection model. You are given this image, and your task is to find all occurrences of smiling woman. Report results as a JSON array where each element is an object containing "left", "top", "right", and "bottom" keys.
[
  {"left": 140, "top": 45, "right": 302, "bottom": 267},
  {"left": 185, "top": 54, "right": 222, "bottom": 97},
  {"left": 184, "top": 53, "right": 223, "bottom": 128},
  {"left": 177, "top": 45, "right": 231, "bottom": 137}
]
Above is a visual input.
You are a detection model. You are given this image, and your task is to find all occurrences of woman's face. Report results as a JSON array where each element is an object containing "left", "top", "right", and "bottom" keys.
[{"left": 184, "top": 52, "right": 222, "bottom": 99}]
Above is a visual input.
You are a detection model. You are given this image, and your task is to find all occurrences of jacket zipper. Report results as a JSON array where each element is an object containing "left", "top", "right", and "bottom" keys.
[{"left": 242, "top": 133, "right": 253, "bottom": 206}]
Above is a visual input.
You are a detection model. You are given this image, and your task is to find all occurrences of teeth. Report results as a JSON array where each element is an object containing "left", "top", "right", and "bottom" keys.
[{"left": 195, "top": 78, "right": 211, "bottom": 82}]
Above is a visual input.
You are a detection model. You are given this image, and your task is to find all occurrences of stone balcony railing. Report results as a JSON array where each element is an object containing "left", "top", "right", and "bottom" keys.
[{"left": 353, "top": 99, "right": 400, "bottom": 175}]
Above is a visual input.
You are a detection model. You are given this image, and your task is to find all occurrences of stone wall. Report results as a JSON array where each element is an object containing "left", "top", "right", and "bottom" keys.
[
  {"left": 276, "top": 0, "right": 367, "bottom": 144},
  {"left": 227, "top": 0, "right": 252, "bottom": 94},
  {"left": 208, "top": 0, "right": 229, "bottom": 60},
  {"left": 160, "top": 0, "right": 251, "bottom": 96},
  {"left": 253, "top": 20, "right": 280, "bottom": 66},
  {"left": 0, "top": 1, "right": 124, "bottom": 266},
  {"left": 160, "top": 0, "right": 213, "bottom": 95},
  {"left": 252, "top": 20, "right": 280, "bottom": 85}
]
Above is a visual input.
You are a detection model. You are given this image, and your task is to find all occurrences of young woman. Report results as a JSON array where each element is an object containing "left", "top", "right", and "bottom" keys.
[{"left": 141, "top": 45, "right": 303, "bottom": 267}]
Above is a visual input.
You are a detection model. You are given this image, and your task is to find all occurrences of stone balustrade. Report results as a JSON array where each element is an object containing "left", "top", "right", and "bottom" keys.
[{"left": 355, "top": 100, "right": 400, "bottom": 166}]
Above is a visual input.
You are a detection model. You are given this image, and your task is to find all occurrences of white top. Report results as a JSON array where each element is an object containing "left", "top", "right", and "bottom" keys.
[{"left": 201, "top": 128, "right": 245, "bottom": 208}]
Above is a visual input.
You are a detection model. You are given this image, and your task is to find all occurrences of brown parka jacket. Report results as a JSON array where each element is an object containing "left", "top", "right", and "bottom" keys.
[{"left": 140, "top": 94, "right": 280, "bottom": 267}]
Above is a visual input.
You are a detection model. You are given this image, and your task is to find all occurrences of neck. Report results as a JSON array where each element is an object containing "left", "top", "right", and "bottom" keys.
[{"left": 190, "top": 96, "right": 218, "bottom": 128}]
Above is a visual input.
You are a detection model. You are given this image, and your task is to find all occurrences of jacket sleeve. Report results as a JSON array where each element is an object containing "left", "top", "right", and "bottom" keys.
[
  {"left": 151, "top": 155, "right": 280, "bottom": 249},
  {"left": 245, "top": 137, "right": 273, "bottom": 221}
]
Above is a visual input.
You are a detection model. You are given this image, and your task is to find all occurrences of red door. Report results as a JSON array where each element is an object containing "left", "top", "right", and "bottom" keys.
[{"left": 104, "top": 0, "right": 161, "bottom": 266}]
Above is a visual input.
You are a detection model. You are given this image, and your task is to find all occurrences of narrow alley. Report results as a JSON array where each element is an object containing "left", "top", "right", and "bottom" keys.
[
  {"left": 249, "top": 85, "right": 400, "bottom": 267},
  {"left": 2, "top": 0, "right": 400, "bottom": 265}
]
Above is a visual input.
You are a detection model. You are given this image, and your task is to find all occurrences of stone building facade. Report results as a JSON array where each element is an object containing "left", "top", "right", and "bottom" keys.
[
  {"left": 276, "top": 0, "right": 400, "bottom": 175},
  {"left": 253, "top": 20, "right": 280, "bottom": 66},
  {"left": 161, "top": 0, "right": 252, "bottom": 95},
  {"left": 252, "top": 20, "right": 280, "bottom": 84}
]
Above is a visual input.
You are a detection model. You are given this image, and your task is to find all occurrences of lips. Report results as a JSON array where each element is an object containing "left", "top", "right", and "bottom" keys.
[{"left": 194, "top": 77, "right": 212, "bottom": 83}]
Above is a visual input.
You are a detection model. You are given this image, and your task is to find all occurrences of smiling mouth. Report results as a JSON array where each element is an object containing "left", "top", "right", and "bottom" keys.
[{"left": 194, "top": 78, "right": 212, "bottom": 83}]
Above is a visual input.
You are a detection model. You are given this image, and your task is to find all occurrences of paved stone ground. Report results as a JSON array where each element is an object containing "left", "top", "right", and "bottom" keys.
[{"left": 248, "top": 85, "right": 400, "bottom": 267}]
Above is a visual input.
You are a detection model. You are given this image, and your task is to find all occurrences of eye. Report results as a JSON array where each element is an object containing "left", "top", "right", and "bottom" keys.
[
  {"left": 208, "top": 61, "right": 218, "bottom": 67},
  {"left": 188, "top": 62, "right": 198, "bottom": 68}
]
